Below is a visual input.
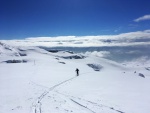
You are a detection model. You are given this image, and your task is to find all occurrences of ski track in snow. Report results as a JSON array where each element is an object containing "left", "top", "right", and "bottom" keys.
[
  {"left": 70, "top": 99, "right": 96, "bottom": 113},
  {"left": 56, "top": 91, "right": 125, "bottom": 113},
  {"left": 30, "top": 76, "right": 125, "bottom": 113},
  {"left": 31, "top": 76, "right": 77, "bottom": 113}
]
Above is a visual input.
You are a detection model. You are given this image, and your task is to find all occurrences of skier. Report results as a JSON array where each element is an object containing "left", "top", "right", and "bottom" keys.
[{"left": 76, "top": 68, "right": 79, "bottom": 76}]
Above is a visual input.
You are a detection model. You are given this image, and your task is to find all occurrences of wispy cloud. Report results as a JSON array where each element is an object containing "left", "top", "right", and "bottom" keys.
[
  {"left": 134, "top": 14, "right": 150, "bottom": 22},
  {"left": 128, "top": 24, "right": 139, "bottom": 28},
  {"left": 114, "top": 27, "right": 122, "bottom": 33}
]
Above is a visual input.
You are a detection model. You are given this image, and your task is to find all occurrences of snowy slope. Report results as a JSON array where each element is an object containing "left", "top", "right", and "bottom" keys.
[{"left": 0, "top": 41, "right": 150, "bottom": 113}]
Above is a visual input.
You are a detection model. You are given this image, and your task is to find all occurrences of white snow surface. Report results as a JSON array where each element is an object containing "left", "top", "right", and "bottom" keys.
[{"left": 0, "top": 41, "right": 150, "bottom": 113}]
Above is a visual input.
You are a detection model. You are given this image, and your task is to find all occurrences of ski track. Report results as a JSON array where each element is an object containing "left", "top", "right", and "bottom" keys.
[
  {"left": 55, "top": 91, "right": 125, "bottom": 113},
  {"left": 70, "top": 99, "right": 96, "bottom": 113},
  {"left": 31, "top": 76, "right": 77, "bottom": 113},
  {"left": 31, "top": 76, "right": 125, "bottom": 113}
]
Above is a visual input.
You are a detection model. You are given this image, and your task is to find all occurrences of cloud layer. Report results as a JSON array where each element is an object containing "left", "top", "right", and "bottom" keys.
[
  {"left": 1, "top": 30, "right": 150, "bottom": 48},
  {"left": 134, "top": 15, "right": 150, "bottom": 22},
  {"left": 1, "top": 30, "right": 150, "bottom": 62}
]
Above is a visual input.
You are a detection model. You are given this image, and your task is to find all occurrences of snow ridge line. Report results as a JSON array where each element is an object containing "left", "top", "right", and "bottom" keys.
[{"left": 31, "top": 76, "right": 77, "bottom": 113}]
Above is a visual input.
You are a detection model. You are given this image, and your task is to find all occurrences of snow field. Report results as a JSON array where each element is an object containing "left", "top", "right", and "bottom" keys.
[{"left": 0, "top": 43, "right": 150, "bottom": 113}]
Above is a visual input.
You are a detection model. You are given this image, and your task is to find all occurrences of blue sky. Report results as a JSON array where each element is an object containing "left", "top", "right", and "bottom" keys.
[{"left": 0, "top": 0, "right": 150, "bottom": 39}]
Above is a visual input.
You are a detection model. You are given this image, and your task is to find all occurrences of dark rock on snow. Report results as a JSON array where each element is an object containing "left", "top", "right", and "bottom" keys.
[{"left": 138, "top": 73, "right": 145, "bottom": 78}]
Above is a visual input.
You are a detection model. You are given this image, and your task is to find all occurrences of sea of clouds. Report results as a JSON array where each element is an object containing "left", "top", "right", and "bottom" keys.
[{"left": 1, "top": 30, "right": 150, "bottom": 62}]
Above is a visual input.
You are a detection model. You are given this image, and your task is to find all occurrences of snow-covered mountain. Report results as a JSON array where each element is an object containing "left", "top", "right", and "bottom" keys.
[{"left": 0, "top": 36, "right": 150, "bottom": 113}]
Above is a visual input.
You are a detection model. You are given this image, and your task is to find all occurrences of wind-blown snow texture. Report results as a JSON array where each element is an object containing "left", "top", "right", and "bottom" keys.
[{"left": 0, "top": 35, "right": 150, "bottom": 113}]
